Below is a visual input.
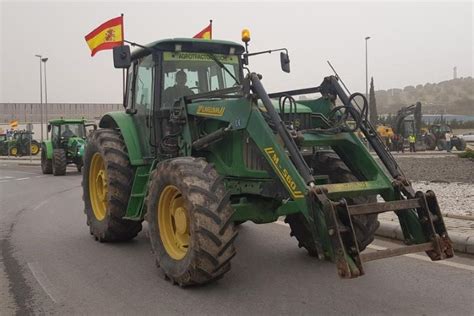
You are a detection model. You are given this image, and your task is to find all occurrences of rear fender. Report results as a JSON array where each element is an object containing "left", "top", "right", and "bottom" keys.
[
  {"left": 99, "top": 112, "right": 145, "bottom": 165},
  {"left": 42, "top": 140, "right": 53, "bottom": 159}
]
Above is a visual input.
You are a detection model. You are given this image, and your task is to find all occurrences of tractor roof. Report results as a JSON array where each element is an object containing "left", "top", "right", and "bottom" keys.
[
  {"left": 48, "top": 118, "right": 88, "bottom": 125},
  {"left": 131, "top": 38, "right": 245, "bottom": 60}
]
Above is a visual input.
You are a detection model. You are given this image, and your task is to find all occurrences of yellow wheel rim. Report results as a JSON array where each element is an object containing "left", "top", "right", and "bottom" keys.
[
  {"left": 11, "top": 147, "right": 17, "bottom": 156},
  {"left": 89, "top": 153, "right": 108, "bottom": 221},
  {"left": 31, "top": 144, "right": 39, "bottom": 155},
  {"left": 158, "top": 185, "right": 190, "bottom": 260}
]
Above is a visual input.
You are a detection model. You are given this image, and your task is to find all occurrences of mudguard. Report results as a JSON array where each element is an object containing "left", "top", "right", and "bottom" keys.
[
  {"left": 42, "top": 140, "right": 53, "bottom": 159},
  {"left": 99, "top": 112, "right": 145, "bottom": 165}
]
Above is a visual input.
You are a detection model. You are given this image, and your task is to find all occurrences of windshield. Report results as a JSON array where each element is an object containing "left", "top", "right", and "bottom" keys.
[
  {"left": 162, "top": 52, "right": 241, "bottom": 107},
  {"left": 61, "top": 124, "right": 85, "bottom": 138}
]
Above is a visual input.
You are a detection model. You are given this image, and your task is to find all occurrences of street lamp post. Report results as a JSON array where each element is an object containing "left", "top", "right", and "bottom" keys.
[
  {"left": 35, "top": 54, "right": 43, "bottom": 141},
  {"left": 42, "top": 58, "right": 49, "bottom": 139}
]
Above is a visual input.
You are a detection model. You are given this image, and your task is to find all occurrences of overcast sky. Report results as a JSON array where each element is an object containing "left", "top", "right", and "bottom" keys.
[{"left": 0, "top": 0, "right": 472, "bottom": 103}]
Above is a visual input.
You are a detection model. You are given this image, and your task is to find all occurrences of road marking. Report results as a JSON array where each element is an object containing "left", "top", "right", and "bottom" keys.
[
  {"left": 33, "top": 199, "right": 50, "bottom": 211},
  {"left": 274, "top": 220, "right": 474, "bottom": 272},
  {"left": 27, "top": 262, "right": 59, "bottom": 303},
  {"left": 0, "top": 176, "right": 13, "bottom": 180},
  {"left": 15, "top": 177, "right": 30, "bottom": 181}
]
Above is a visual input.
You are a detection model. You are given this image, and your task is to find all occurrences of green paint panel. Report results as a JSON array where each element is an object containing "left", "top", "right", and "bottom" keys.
[
  {"left": 42, "top": 140, "right": 53, "bottom": 159},
  {"left": 99, "top": 112, "right": 146, "bottom": 165}
]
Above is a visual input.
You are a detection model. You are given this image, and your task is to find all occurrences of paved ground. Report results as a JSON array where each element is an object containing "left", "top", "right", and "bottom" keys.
[{"left": 1, "top": 163, "right": 473, "bottom": 315}]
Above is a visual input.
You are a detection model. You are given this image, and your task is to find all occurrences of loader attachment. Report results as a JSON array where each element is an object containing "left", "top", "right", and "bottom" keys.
[
  {"left": 249, "top": 72, "right": 454, "bottom": 279},
  {"left": 309, "top": 186, "right": 454, "bottom": 279}
]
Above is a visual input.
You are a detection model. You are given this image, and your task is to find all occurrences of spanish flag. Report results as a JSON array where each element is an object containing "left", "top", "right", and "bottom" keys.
[
  {"left": 193, "top": 21, "right": 212, "bottom": 40},
  {"left": 85, "top": 16, "right": 124, "bottom": 57}
]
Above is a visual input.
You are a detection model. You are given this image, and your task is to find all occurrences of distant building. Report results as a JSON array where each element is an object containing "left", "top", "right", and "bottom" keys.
[{"left": 0, "top": 103, "right": 122, "bottom": 123}]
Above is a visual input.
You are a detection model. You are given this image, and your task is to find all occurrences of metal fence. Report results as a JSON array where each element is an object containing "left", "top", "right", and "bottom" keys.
[{"left": 0, "top": 103, "right": 122, "bottom": 123}]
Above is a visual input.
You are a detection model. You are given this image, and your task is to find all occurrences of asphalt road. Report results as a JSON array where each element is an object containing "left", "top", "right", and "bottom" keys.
[{"left": 1, "top": 163, "right": 473, "bottom": 315}]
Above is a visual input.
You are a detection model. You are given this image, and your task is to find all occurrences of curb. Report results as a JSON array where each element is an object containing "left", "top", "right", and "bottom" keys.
[{"left": 376, "top": 221, "right": 474, "bottom": 255}]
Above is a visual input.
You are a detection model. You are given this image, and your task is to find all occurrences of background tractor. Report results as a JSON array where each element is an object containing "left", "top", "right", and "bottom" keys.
[
  {"left": 82, "top": 35, "right": 453, "bottom": 287},
  {"left": 5, "top": 130, "right": 40, "bottom": 156},
  {"left": 0, "top": 131, "right": 40, "bottom": 156},
  {"left": 41, "top": 119, "right": 96, "bottom": 175},
  {"left": 425, "top": 124, "right": 466, "bottom": 151},
  {"left": 0, "top": 133, "right": 9, "bottom": 155}
]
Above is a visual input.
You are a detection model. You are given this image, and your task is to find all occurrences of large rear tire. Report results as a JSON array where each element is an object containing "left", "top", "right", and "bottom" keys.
[
  {"left": 146, "top": 157, "right": 237, "bottom": 286},
  {"left": 41, "top": 144, "right": 52, "bottom": 174},
  {"left": 82, "top": 129, "right": 142, "bottom": 242},
  {"left": 437, "top": 139, "right": 447, "bottom": 151},
  {"left": 9, "top": 146, "right": 18, "bottom": 157},
  {"left": 52, "top": 149, "right": 67, "bottom": 176},
  {"left": 30, "top": 141, "right": 40, "bottom": 155},
  {"left": 424, "top": 134, "right": 436, "bottom": 150},
  {"left": 455, "top": 138, "right": 467, "bottom": 151},
  {"left": 286, "top": 152, "right": 379, "bottom": 255}
]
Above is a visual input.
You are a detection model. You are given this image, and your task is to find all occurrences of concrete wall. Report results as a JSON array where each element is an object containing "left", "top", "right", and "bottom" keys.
[
  {"left": 0, "top": 103, "right": 122, "bottom": 141},
  {"left": 0, "top": 103, "right": 122, "bottom": 124}
]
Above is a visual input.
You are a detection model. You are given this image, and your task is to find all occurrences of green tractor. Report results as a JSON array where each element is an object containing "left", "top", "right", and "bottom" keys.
[
  {"left": 6, "top": 130, "right": 41, "bottom": 156},
  {"left": 0, "top": 133, "right": 9, "bottom": 155},
  {"left": 41, "top": 119, "right": 96, "bottom": 175},
  {"left": 82, "top": 35, "right": 453, "bottom": 286}
]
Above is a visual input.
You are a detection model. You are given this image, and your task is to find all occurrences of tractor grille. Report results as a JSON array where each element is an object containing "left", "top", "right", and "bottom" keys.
[{"left": 243, "top": 137, "right": 269, "bottom": 171}]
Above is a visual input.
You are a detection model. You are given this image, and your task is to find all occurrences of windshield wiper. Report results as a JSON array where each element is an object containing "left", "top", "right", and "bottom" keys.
[{"left": 207, "top": 53, "right": 240, "bottom": 86}]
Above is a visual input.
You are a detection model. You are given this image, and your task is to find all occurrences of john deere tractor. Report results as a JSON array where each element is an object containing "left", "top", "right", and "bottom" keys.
[
  {"left": 82, "top": 33, "right": 453, "bottom": 286},
  {"left": 6, "top": 130, "right": 40, "bottom": 156},
  {"left": 42, "top": 119, "right": 96, "bottom": 175},
  {"left": 0, "top": 133, "right": 9, "bottom": 155}
]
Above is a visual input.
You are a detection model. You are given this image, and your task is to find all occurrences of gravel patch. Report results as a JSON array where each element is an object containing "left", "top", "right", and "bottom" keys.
[
  {"left": 412, "top": 181, "right": 473, "bottom": 217},
  {"left": 374, "top": 154, "right": 473, "bottom": 217},
  {"left": 395, "top": 155, "right": 474, "bottom": 184}
]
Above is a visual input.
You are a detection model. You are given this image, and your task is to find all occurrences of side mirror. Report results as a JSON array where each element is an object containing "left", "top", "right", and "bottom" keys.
[
  {"left": 47, "top": 124, "right": 51, "bottom": 132},
  {"left": 113, "top": 45, "right": 131, "bottom": 69},
  {"left": 280, "top": 52, "right": 290, "bottom": 73}
]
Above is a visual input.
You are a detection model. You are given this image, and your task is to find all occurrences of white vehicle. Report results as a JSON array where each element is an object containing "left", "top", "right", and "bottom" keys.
[{"left": 462, "top": 132, "right": 474, "bottom": 142}]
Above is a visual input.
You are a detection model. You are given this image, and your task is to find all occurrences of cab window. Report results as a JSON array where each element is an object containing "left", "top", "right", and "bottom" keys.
[{"left": 161, "top": 52, "right": 241, "bottom": 108}]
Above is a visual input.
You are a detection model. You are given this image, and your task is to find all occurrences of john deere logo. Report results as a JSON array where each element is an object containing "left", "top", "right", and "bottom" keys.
[{"left": 196, "top": 106, "right": 225, "bottom": 117}]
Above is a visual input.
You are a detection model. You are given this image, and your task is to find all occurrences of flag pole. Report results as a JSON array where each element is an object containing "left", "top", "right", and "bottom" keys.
[
  {"left": 209, "top": 19, "right": 213, "bottom": 39},
  {"left": 121, "top": 13, "right": 125, "bottom": 102}
]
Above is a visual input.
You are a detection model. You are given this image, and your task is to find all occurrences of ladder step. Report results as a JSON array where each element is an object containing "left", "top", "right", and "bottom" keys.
[
  {"left": 360, "top": 242, "right": 434, "bottom": 262},
  {"left": 348, "top": 198, "right": 422, "bottom": 216},
  {"left": 130, "top": 193, "right": 145, "bottom": 198}
]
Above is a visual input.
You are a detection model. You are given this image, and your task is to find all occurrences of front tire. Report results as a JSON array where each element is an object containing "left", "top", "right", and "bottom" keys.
[
  {"left": 41, "top": 144, "right": 52, "bottom": 174},
  {"left": 286, "top": 152, "right": 379, "bottom": 255},
  {"left": 52, "top": 149, "right": 67, "bottom": 176},
  {"left": 146, "top": 157, "right": 237, "bottom": 286},
  {"left": 82, "top": 129, "right": 142, "bottom": 242}
]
